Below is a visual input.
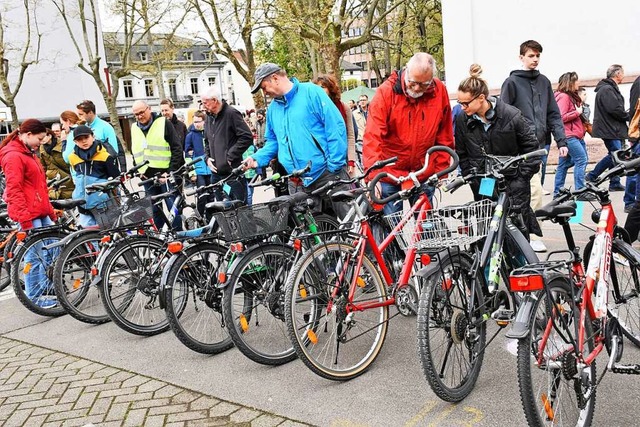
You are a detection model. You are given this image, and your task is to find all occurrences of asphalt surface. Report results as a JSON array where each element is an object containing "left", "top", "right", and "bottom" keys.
[{"left": 2, "top": 175, "right": 640, "bottom": 426}]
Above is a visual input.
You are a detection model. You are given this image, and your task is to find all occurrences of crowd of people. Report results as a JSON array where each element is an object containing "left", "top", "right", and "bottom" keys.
[{"left": 1, "top": 38, "right": 640, "bottom": 252}]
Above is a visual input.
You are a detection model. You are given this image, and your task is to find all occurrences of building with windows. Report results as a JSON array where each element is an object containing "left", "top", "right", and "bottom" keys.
[{"left": 104, "top": 32, "right": 228, "bottom": 116}]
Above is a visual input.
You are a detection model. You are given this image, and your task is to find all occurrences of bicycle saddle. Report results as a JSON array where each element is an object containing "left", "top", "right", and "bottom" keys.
[
  {"left": 330, "top": 187, "right": 367, "bottom": 203},
  {"left": 535, "top": 200, "right": 576, "bottom": 220},
  {"left": 205, "top": 200, "right": 245, "bottom": 212},
  {"left": 271, "top": 192, "right": 309, "bottom": 205},
  {"left": 51, "top": 199, "right": 87, "bottom": 210}
]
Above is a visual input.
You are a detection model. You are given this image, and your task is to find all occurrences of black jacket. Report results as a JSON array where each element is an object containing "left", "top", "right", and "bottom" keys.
[
  {"left": 500, "top": 70, "right": 567, "bottom": 149},
  {"left": 204, "top": 102, "right": 253, "bottom": 176},
  {"left": 455, "top": 98, "right": 542, "bottom": 236},
  {"left": 169, "top": 114, "right": 188, "bottom": 148},
  {"left": 630, "top": 76, "right": 640, "bottom": 142},
  {"left": 592, "top": 78, "right": 629, "bottom": 140}
]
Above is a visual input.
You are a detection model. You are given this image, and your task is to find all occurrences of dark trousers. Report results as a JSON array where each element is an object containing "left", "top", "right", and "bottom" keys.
[
  {"left": 143, "top": 181, "right": 182, "bottom": 231},
  {"left": 195, "top": 175, "right": 214, "bottom": 216},
  {"left": 211, "top": 173, "right": 248, "bottom": 204},
  {"left": 290, "top": 168, "right": 351, "bottom": 220}
]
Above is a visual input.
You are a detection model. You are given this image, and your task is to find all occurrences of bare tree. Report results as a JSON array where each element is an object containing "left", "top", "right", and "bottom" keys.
[{"left": 0, "top": 0, "right": 42, "bottom": 127}]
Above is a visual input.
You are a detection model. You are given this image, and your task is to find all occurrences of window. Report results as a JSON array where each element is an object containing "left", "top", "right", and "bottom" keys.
[
  {"left": 168, "top": 79, "right": 177, "bottom": 100},
  {"left": 183, "top": 51, "right": 193, "bottom": 61},
  {"left": 123, "top": 80, "right": 133, "bottom": 99},
  {"left": 202, "top": 52, "right": 211, "bottom": 61},
  {"left": 207, "top": 76, "right": 216, "bottom": 86},
  {"left": 190, "top": 77, "right": 199, "bottom": 94},
  {"left": 370, "top": 78, "right": 378, "bottom": 88},
  {"left": 227, "top": 69, "right": 232, "bottom": 83},
  {"left": 138, "top": 51, "right": 148, "bottom": 62},
  {"left": 144, "top": 79, "right": 154, "bottom": 97}
]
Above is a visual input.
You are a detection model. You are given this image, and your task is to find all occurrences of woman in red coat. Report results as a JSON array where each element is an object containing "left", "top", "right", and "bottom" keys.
[{"left": 0, "top": 119, "right": 58, "bottom": 308}]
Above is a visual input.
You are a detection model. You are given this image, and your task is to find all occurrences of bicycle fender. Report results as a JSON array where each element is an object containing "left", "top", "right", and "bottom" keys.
[
  {"left": 160, "top": 252, "right": 186, "bottom": 290},
  {"left": 613, "top": 238, "right": 640, "bottom": 265},
  {"left": 505, "top": 293, "right": 539, "bottom": 339},
  {"left": 44, "top": 228, "right": 100, "bottom": 251}
]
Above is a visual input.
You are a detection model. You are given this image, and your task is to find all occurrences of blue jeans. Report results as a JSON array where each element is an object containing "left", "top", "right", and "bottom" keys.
[
  {"left": 23, "top": 216, "right": 59, "bottom": 301},
  {"left": 380, "top": 182, "right": 434, "bottom": 216},
  {"left": 143, "top": 181, "right": 182, "bottom": 231},
  {"left": 554, "top": 137, "right": 588, "bottom": 196},
  {"left": 624, "top": 142, "right": 640, "bottom": 208},
  {"left": 78, "top": 213, "right": 97, "bottom": 228},
  {"left": 589, "top": 139, "right": 622, "bottom": 187}
]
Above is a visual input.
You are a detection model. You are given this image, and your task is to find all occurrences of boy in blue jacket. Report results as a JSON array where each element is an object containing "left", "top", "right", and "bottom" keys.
[{"left": 184, "top": 111, "right": 212, "bottom": 215}]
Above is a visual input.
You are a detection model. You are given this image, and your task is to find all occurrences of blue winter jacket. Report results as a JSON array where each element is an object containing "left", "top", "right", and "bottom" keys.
[
  {"left": 184, "top": 125, "right": 211, "bottom": 176},
  {"left": 252, "top": 78, "right": 347, "bottom": 186},
  {"left": 63, "top": 116, "right": 119, "bottom": 164}
]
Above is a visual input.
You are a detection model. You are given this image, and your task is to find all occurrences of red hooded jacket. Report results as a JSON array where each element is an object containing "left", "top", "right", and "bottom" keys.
[
  {"left": 0, "top": 136, "right": 55, "bottom": 229},
  {"left": 363, "top": 69, "right": 454, "bottom": 182}
]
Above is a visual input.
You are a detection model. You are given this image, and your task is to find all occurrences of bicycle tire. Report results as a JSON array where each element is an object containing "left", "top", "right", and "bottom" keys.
[
  {"left": 517, "top": 277, "right": 596, "bottom": 427},
  {"left": 11, "top": 230, "right": 67, "bottom": 317},
  {"left": 584, "top": 238, "right": 640, "bottom": 347},
  {"left": 98, "top": 235, "right": 168, "bottom": 336},
  {"left": 223, "top": 243, "right": 297, "bottom": 365},
  {"left": 53, "top": 232, "right": 109, "bottom": 324},
  {"left": 417, "top": 253, "right": 486, "bottom": 402},
  {"left": 3, "top": 232, "right": 18, "bottom": 275},
  {"left": 285, "top": 240, "right": 388, "bottom": 381},
  {"left": 163, "top": 242, "right": 233, "bottom": 354}
]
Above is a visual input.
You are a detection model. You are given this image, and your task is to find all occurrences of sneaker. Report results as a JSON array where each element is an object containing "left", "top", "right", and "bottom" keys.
[
  {"left": 530, "top": 240, "right": 548, "bottom": 253},
  {"left": 35, "top": 296, "right": 57, "bottom": 309},
  {"left": 625, "top": 205, "right": 635, "bottom": 213},
  {"left": 577, "top": 193, "right": 598, "bottom": 202},
  {"left": 609, "top": 184, "right": 625, "bottom": 192}
]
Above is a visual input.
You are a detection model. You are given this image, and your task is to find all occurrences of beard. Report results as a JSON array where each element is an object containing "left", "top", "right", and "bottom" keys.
[{"left": 405, "top": 87, "right": 424, "bottom": 99}]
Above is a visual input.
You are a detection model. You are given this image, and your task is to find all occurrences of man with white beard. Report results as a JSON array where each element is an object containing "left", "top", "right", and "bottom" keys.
[{"left": 362, "top": 52, "right": 454, "bottom": 215}]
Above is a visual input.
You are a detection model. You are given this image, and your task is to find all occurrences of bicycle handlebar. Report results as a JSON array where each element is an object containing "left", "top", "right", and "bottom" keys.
[
  {"left": 309, "top": 157, "right": 398, "bottom": 197},
  {"left": 125, "top": 160, "right": 149, "bottom": 177}
]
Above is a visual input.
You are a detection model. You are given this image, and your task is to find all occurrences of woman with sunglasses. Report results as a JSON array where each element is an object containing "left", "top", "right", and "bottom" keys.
[{"left": 454, "top": 64, "right": 542, "bottom": 237}]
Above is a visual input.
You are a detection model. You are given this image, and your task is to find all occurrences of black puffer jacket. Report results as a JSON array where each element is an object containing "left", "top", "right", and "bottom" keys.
[
  {"left": 203, "top": 101, "right": 253, "bottom": 176},
  {"left": 455, "top": 98, "right": 542, "bottom": 236},
  {"left": 592, "top": 78, "right": 629, "bottom": 140}
]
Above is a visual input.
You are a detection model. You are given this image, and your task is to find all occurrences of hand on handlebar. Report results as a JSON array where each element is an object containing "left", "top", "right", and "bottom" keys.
[
  {"left": 242, "top": 157, "right": 258, "bottom": 170},
  {"left": 207, "top": 158, "right": 218, "bottom": 173}
]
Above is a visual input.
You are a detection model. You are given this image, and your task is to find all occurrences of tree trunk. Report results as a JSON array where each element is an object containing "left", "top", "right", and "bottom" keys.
[
  {"left": 9, "top": 102, "right": 18, "bottom": 129},
  {"left": 319, "top": 44, "right": 341, "bottom": 80}
]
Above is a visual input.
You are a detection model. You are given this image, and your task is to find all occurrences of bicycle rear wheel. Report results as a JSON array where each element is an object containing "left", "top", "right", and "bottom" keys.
[
  {"left": 53, "top": 232, "right": 108, "bottom": 324},
  {"left": 417, "top": 253, "right": 486, "bottom": 402},
  {"left": 584, "top": 239, "right": 640, "bottom": 347},
  {"left": 163, "top": 242, "right": 232, "bottom": 354},
  {"left": 223, "top": 243, "right": 297, "bottom": 365},
  {"left": 98, "top": 235, "right": 167, "bottom": 336},
  {"left": 285, "top": 241, "right": 388, "bottom": 381},
  {"left": 12, "top": 230, "right": 67, "bottom": 317},
  {"left": 517, "top": 278, "right": 595, "bottom": 427}
]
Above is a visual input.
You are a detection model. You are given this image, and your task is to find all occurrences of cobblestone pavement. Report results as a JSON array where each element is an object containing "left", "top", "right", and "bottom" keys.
[{"left": 0, "top": 337, "right": 311, "bottom": 427}]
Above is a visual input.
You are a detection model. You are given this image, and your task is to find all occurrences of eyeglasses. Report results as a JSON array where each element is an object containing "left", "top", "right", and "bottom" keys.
[
  {"left": 407, "top": 78, "right": 433, "bottom": 89},
  {"left": 457, "top": 94, "right": 480, "bottom": 108},
  {"left": 133, "top": 107, "right": 149, "bottom": 117}
]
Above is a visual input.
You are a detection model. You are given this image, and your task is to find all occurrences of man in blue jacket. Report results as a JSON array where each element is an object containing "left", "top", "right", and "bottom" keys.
[{"left": 243, "top": 63, "right": 350, "bottom": 218}]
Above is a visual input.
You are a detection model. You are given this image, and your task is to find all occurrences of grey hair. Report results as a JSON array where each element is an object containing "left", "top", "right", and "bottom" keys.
[
  {"left": 406, "top": 53, "right": 437, "bottom": 76},
  {"left": 201, "top": 86, "right": 221, "bottom": 101},
  {"left": 606, "top": 64, "right": 624, "bottom": 79}
]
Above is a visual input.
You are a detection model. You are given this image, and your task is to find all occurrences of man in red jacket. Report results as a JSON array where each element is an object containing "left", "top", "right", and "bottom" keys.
[{"left": 363, "top": 52, "right": 454, "bottom": 215}]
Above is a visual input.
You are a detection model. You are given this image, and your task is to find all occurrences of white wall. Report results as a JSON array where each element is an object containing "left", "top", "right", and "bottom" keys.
[
  {"left": 223, "top": 62, "right": 255, "bottom": 111},
  {"left": 4, "top": 0, "right": 109, "bottom": 120},
  {"left": 442, "top": 0, "right": 640, "bottom": 95}
]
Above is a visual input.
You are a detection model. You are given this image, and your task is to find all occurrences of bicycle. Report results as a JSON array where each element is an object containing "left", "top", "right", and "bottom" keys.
[
  {"left": 283, "top": 146, "right": 457, "bottom": 381},
  {"left": 513, "top": 149, "right": 640, "bottom": 426},
  {"left": 415, "top": 149, "right": 547, "bottom": 402}
]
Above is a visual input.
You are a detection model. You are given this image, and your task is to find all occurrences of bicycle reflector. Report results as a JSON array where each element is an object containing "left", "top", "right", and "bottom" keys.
[
  {"left": 167, "top": 242, "right": 183, "bottom": 254},
  {"left": 16, "top": 231, "right": 27, "bottom": 242},
  {"left": 229, "top": 242, "right": 244, "bottom": 253},
  {"left": 508, "top": 274, "right": 544, "bottom": 292},
  {"left": 100, "top": 235, "right": 111, "bottom": 244}
]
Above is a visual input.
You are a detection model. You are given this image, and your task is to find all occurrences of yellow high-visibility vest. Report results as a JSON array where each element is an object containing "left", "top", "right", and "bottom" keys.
[{"left": 131, "top": 117, "right": 171, "bottom": 173}]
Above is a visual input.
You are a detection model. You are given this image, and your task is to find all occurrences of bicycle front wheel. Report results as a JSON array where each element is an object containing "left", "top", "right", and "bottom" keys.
[
  {"left": 12, "top": 230, "right": 67, "bottom": 317},
  {"left": 417, "top": 253, "right": 486, "bottom": 402},
  {"left": 163, "top": 242, "right": 232, "bottom": 354},
  {"left": 53, "top": 232, "right": 108, "bottom": 324},
  {"left": 99, "top": 235, "right": 168, "bottom": 336},
  {"left": 285, "top": 241, "right": 388, "bottom": 381},
  {"left": 517, "top": 278, "right": 595, "bottom": 427}
]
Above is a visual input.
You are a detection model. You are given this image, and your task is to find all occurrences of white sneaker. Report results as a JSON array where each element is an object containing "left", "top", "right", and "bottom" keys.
[{"left": 530, "top": 240, "right": 548, "bottom": 253}]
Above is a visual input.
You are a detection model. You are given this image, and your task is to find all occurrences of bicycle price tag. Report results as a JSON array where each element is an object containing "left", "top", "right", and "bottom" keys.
[
  {"left": 478, "top": 178, "right": 496, "bottom": 197},
  {"left": 569, "top": 201, "right": 585, "bottom": 224},
  {"left": 223, "top": 183, "right": 232, "bottom": 195}
]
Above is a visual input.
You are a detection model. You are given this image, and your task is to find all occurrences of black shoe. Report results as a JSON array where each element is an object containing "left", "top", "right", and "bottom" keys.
[
  {"left": 609, "top": 185, "right": 625, "bottom": 192},
  {"left": 577, "top": 193, "right": 598, "bottom": 202},
  {"left": 586, "top": 174, "right": 596, "bottom": 183}
]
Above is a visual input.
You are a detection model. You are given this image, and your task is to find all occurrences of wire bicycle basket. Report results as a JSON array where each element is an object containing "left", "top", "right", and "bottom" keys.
[
  {"left": 213, "top": 200, "right": 291, "bottom": 243},
  {"left": 89, "top": 191, "right": 153, "bottom": 229},
  {"left": 384, "top": 199, "right": 493, "bottom": 250}
]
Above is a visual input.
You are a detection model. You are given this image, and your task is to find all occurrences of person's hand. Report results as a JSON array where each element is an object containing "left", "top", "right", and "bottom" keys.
[
  {"left": 243, "top": 157, "right": 258, "bottom": 170},
  {"left": 575, "top": 105, "right": 583, "bottom": 115},
  {"left": 207, "top": 158, "right": 218, "bottom": 173},
  {"left": 558, "top": 146, "right": 569, "bottom": 157},
  {"left": 187, "top": 150, "right": 194, "bottom": 157},
  {"left": 190, "top": 175, "right": 197, "bottom": 183},
  {"left": 158, "top": 172, "right": 169, "bottom": 184}
]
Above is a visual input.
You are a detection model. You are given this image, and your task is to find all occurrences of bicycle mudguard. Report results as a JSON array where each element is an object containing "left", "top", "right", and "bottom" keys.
[
  {"left": 414, "top": 247, "right": 465, "bottom": 280},
  {"left": 43, "top": 228, "right": 100, "bottom": 251},
  {"left": 159, "top": 251, "right": 186, "bottom": 292},
  {"left": 505, "top": 272, "right": 568, "bottom": 340}
]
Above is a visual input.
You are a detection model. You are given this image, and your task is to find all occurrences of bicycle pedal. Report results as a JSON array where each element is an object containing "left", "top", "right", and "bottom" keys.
[
  {"left": 612, "top": 363, "right": 640, "bottom": 375},
  {"left": 491, "top": 308, "right": 514, "bottom": 326}
]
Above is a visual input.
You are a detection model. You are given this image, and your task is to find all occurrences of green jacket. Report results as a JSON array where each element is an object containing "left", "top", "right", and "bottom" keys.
[{"left": 40, "top": 138, "right": 75, "bottom": 199}]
